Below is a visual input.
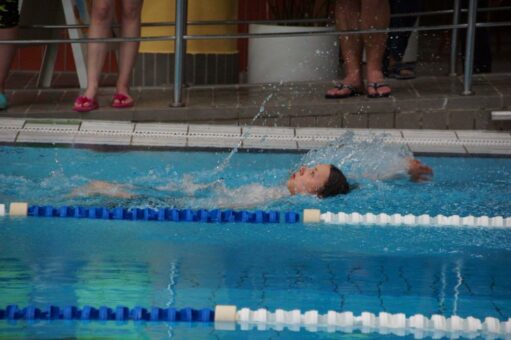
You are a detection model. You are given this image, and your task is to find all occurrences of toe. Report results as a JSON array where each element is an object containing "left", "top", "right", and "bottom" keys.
[{"left": 378, "top": 85, "right": 392, "bottom": 96}]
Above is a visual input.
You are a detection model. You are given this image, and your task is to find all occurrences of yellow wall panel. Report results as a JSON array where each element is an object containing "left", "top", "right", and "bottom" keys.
[{"left": 140, "top": 0, "right": 238, "bottom": 54}]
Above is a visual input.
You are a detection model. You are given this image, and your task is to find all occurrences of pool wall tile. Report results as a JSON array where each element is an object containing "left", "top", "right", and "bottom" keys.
[
  {"left": 188, "top": 124, "right": 241, "bottom": 136},
  {"left": 295, "top": 128, "right": 345, "bottom": 138},
  {"left": 73, "top": 134, "right": 132, "bottom": 145},
  {"left": 316, "top": 114, "right": 342, "bottom": 128},
  {"left": 395, "top": 111, "right": 424, "bottom": 129},
  {"left": 0, "top": 130, "right": 18, "bottom": 142},
  {"left": 422, "top": 110, "right": 449, "bottom": 129},
  {"left": 244, "top": 126, "right": 295, "bottom": 137},
  {"left": 80, "top": 121, "right": 135, "bottom": 132},
  {"left": 449, "top": 110, "right": 477, "bottom": 130},
  {"left": 131, "top": 135, "right": 187, "bottom": 147},
  {"left": 342, "top": 113, "right": 368, "bottom": 129},
  {"left": 187, "top": 136, "right": 241, "bottom": 148},
  {"left": 408, "top": 143, "right": 467, "bottom": 154},
  {"left": 455, "top": 130, "right": 511, "bottom": 140},
  {"left": 465, "top": 144, "right": 511, "bottom": 155},
  {"left": 17, "top": 131, "right": 76, "bottom": 144},
  {"left": 1, "top": 119, "right": 510, "bottom": 155},
  {"left": 289, "top": 116, "right": 317, "bottom": 128},
  {"left": 24, "top": 123, "right": 79, "bottom": 131},
  {"left": 242, "top": 138, "right": 297, "bottom": 150},
  {"left": 134, "top": 123, "right": 189, "bottom": 134},
  {"left": 297, "top": 140, "right": 329, "bottom": 150},
  {"left": 0, "top": 118, "right": 25, "bottom": 128},
  {"left": 402, "top": 130, "right": 458, "bottom": 139},
  {"left": 352, "top": 128, "right": 403, "bottom": 138},
  {"left": 368, "top": 112, "right": 395, "bottom": 129}
]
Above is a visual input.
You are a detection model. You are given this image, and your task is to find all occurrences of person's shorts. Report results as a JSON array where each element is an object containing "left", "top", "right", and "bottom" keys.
[{"left": 0, "top": 0, "right": 20, "bottom": 28}]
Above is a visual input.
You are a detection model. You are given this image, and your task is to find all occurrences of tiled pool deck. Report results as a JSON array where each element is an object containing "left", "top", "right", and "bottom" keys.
[
  {"left": 1, "top": 72, "right": 510, "bottom": 131},
  {"left": 1, "top": 71, "right": 510, "bottom": 155}
]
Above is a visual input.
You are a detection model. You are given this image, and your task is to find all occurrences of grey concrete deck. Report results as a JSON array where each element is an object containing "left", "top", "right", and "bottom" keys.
[
  {"left": 1, "top": 71, "right": 510, "bottom": 131},
  {"left": 1, "top": 118, "right": 510, "bottom": 156}
]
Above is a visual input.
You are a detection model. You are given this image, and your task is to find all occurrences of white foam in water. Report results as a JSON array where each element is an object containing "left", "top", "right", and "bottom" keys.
[
  {"left": 233, "top": 308, "right": 511, "bottom": 337},
  {"left": 301, "top": 131, "right": 412, "bottom": 181},
  {"left": 154, "top": 174, "right": 289, "bottom": 209},
  {"left": 318, "top": 211, "right": 511, "bottom": 228}
]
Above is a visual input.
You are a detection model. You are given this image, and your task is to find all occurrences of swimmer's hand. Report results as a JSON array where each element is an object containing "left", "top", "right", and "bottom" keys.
[
  {"left": 70, "top": 180, "right": 134, "bottom": 199},
  {"left": 407, "top": 159, "right": 433, "bottom": 182}
]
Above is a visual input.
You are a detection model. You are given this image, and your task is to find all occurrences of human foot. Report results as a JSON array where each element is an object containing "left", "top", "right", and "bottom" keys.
[
  {"left": 366, "top": 71, "right": 392, "bottom": 98},
  {"left": 366, "top": 82, "right": 392, "bottom": 98},
  {"left": 73, "top": 96, "right": 99, "bottom": 112},
  {"left": 325, "top": 77, "right": 362, "bottom": 99},
  {"left": 111, "top": 92, "right": 134, "bottom": 108}
]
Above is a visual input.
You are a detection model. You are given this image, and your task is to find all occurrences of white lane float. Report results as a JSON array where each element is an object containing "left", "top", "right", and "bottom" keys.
[
  {"left": 214, "top": 305, "right": 511, "bottom": 337},
  {"left": 303, "top": 209, "right": 511, "bottom": 228}
]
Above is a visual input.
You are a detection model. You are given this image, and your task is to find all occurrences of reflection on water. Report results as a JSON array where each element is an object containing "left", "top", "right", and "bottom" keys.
[
  {"left": 1, "top": 218, "right": 510, "bottom": 320},
  {"left": 167, "top": 261, "right": 178, "bottom": 307}
]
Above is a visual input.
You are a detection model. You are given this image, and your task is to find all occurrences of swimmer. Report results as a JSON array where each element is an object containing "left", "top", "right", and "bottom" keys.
[
  {"left": 287, "top": 158, "right": 431, "bottom": 197},
  {"left": 72, "top": 158, "right": 432, "bottom": 200}
]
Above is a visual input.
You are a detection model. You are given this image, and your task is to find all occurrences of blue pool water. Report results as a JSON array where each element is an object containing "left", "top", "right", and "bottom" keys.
[{"left": 0, "top": 145, "right": 510, "bottom": 339}]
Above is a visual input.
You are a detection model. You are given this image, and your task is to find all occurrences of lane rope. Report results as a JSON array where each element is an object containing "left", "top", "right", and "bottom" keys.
[
  {"left": 235, "top": 307, "right": 511, "bottom": 336},
  {"left": 0, "top": 203, "right": 299, "bottom": 224},
  {"left": 2, "top": 304, "right": 510, "bottom": 337},
  {"left": 303, "top": 209, "right": 511, "bottom": 228},
  {"left": 2, "top": 203, "right": 510, "bottom": 228},
  {"left": 0, "top": 305, "right": 213, "bottom": 322}
]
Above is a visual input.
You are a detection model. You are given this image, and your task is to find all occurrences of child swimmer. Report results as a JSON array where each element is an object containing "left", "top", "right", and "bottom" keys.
[{"left": 73, "top": 159, "right": 432, "bottom": 200}]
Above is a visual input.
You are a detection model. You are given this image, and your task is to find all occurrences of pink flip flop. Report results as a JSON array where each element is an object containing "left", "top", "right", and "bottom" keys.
[
  {"left": 73, "top": 96, "right": 99, "bottom": 112},
  {"left": 111, "top": 93, "right": 134, "bottom": 108}
]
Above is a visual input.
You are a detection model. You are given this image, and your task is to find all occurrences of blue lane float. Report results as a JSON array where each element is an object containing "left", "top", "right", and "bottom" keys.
[
  {"left": 0, "top": 305, "right": 214, "bottom": 322},
  {"left": 23, "top": 205, "right": 300, "bottom": 224}
]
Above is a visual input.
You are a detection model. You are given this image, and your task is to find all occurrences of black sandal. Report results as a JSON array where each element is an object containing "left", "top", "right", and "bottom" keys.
[
  {"left": 325, "top": 82, "right": 361, "bottom": 99},
  {"left": 367, "top": 82, "right": 392, "bottom": 98}
]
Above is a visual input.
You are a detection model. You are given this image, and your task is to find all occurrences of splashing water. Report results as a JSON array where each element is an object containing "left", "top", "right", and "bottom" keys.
[
  {"left": 159, "top": 132, "right": 414, "bottom": 208},
  {"left": 0, "top": 132, "right": 415, "bottom": 210},
  {"left": 301, "top": 131, "right": 412, "bottom": 181},
  {"left": 214, "top": 93, "right": 274, "bottom": 174}
]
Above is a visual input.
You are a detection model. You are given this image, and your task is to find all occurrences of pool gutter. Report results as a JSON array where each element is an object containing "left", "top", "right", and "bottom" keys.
[{"left": 0, "top": 118, "right": 510, "bottom": 156}]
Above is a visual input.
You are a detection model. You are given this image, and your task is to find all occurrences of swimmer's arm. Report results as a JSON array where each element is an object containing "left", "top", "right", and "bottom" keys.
[
  {"left": 406, "top": 158, "right": 433, "bottom": 182},
  {"left": 372, "top": 158, "right": 433, "bottom": 182},
  {"left": 69, "top": 180, "right": 134, "bottom": 199}
]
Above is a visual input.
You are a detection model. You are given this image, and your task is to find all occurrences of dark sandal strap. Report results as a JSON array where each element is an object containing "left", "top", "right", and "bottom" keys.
[
  {"left": 333, "top": 82, "right": 358, "bottom": 92},
  {"left": 367, "top": 82, "right": 390, "bottom": 89}
]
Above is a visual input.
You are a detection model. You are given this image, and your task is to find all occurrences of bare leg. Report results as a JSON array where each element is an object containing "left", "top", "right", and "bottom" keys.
[
  {"left": 361, "top": 0, "right": 391, "bottom": 96},
  {"left": 0, "top": 27, "right": 18, "bottom": 94},
  {"left": 326, "top": 0, "right": 363, "bottom": 97},
  {"left": 114, "top": 0, "right": 143, "bottom": 106},
  {"left": 77, "top": 0, "right": 114, "bottom": 109}
]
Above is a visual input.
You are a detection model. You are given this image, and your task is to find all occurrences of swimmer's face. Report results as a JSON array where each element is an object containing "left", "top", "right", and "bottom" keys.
[{"left": 287, "top": 164, "right": 331, "bottom": 196}]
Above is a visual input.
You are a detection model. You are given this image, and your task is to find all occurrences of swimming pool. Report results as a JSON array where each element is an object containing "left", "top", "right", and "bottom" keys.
[{"left": 0, "top": 145, "right": 510, "bottom": 339}]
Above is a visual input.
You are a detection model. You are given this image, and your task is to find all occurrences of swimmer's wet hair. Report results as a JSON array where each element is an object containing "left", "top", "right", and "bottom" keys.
[{"left": 317, "top": 165, "right": 350, "bottom": 198}]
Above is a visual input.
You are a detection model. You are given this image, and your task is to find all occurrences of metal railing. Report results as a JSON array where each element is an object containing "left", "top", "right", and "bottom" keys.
[
  {"left": 16, "top": 6, "right": 511, "bottom": 29},
  {"left": 1, "top": 0, "right": 510, "bottom": 107}
]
